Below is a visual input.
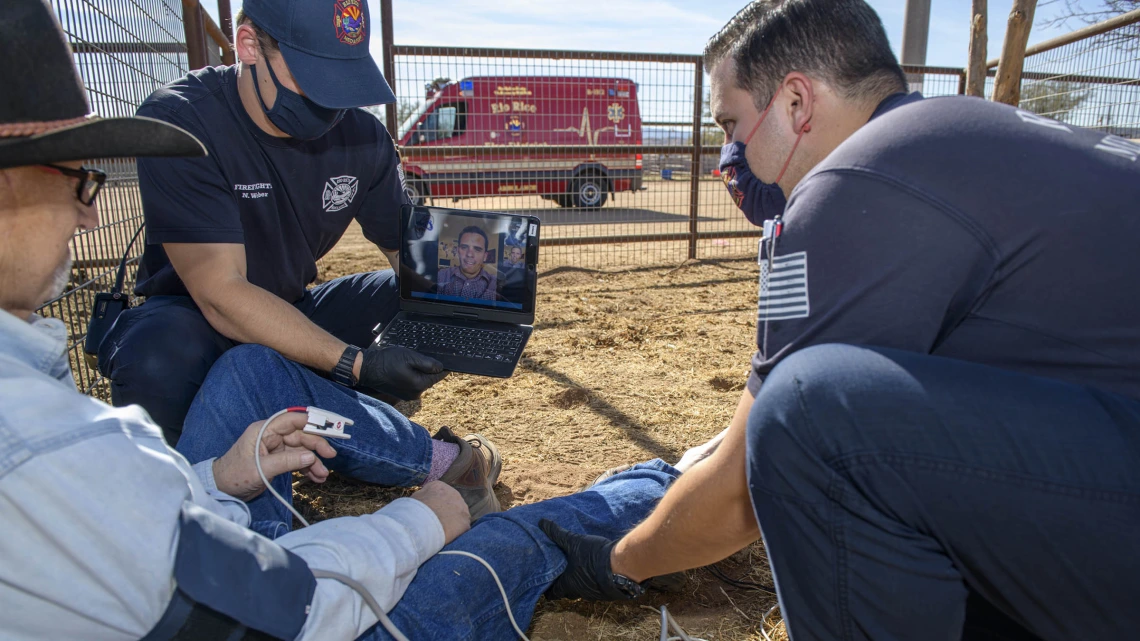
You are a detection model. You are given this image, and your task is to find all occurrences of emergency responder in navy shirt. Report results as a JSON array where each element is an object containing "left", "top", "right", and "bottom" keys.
[
  {"left": 97, "top": 0, "right": 445, "bottom": 443},
  {"left": 541, "top": 2, "right": 1140, "bottom": 638}
]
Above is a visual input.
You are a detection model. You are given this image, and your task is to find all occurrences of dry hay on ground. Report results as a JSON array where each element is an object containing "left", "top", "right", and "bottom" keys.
[{"left": 302, "top": 252, "right": 787, "bottom": 640}]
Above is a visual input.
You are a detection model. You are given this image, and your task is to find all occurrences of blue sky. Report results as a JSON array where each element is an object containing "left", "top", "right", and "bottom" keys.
[{"left": 205, "top": 1, "right": 1098, "bottom": 68}]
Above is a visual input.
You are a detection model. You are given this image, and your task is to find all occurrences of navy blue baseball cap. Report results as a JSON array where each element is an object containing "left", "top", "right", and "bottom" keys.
[{"left": 240, "top": 0, "right": 395, "bottom": 108}]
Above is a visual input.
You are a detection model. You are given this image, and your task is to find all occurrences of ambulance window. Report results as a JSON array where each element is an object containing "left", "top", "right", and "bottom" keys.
[
  {"left": 415, "top": 112, "right": 438, "bottom": 144},
  {"left": 438, "top": 107, "right": 457, "bottom": 137},
  {"left": 437, "top": 102, "right": 467, "bottom": 138},
  {"left": 412, "top": 102, "right": 466, "bottom": 144}
]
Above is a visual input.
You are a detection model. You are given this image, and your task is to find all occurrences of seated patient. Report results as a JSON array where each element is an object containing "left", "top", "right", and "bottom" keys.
[{"left": 0, "top": 7, "right": 676, "bottom": 639}]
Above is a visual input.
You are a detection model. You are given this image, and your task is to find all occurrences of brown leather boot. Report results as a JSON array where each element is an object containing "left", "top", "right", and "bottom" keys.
[{"left": 434, "top": 426, "right": 502, "bottom": 520}]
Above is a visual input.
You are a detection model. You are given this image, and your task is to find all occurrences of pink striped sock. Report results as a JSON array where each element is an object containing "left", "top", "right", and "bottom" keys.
[{"left": 425, "top": 440, "right": 460, "bottom": 483}]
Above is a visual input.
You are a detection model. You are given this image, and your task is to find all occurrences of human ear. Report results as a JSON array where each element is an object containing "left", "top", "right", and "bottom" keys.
[
  {"left": 782, "top": 73, "right": 815, "bottom": 135},
  {"left": 234, "top": 24, "right": 260, "bottom": 66}
]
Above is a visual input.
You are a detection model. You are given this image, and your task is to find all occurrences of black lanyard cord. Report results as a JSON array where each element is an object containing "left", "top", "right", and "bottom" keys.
[{"left": 112, "top": 223, "right": 146, "bottom": 295}]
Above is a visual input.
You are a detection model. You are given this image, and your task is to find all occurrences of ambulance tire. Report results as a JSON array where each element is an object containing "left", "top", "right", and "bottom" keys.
[
  {"left": 404, "top": 179, "right": 427, "bottom": 206},
  {"left": 571, "top": 175, "right": 609, "bottom": 210}
]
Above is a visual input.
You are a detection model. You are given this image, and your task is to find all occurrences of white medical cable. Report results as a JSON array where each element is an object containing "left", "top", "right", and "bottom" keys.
[
  {"left": 254, "top": 410, "right": 531, "bottom": 641},
  {"left": 437, "top": 550, "right": 530, "bottom": 640},
  {"left": 309, "top": 568, "right": 413, "bottom": 641},
  {"left": 654, "top": 604, "right": 709, "bottom": 641},
  {"left": 254, "top": 409, "right": 311, "bottom": 527},
  {"left": 758, "top": 604, "right": 780, "bottom": 641}
]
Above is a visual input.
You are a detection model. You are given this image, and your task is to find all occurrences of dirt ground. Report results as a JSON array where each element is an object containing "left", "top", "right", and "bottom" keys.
[{"left": 303, "top": 230, "right": 789, "bottom": 640}]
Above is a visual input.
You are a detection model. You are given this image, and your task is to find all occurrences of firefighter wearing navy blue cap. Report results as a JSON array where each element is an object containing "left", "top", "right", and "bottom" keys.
[{"left": 97, "top": 0, "right": 445, "bottom": 443}]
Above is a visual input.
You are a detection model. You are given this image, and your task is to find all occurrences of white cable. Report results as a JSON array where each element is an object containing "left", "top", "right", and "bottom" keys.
[
  {"left": 310, "top": 569, "right": 412, "bottom": 641},
  {"left": 254, "top": 409, "right": 311, "bottom": 527},
  {"left": 255, "top": 408, "right": 530, "bottom": 640},
  {"left": 437, "top": 550, "right": 531, "bottom": 641},
  {"left": 659, "top": 604, "right": 709, "bottom": 641},
  {"left": 758, "top": 604, "right": 780, "bottom": 641}
]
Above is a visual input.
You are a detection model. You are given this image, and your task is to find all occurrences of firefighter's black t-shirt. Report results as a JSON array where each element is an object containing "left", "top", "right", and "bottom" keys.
[
  {"left": 132, "top": 65, "right": 405, "bottom": 303},
  {"left": 750, "top": 95, "right": 1140, "bottom": 400}
]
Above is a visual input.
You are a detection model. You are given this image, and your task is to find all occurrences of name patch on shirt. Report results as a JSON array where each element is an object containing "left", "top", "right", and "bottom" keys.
[
  {"left": 758, "top": 251, "right": 809, "bottom": 321},
  {"left": 234, "top": 182, "right": 272, "bottom": 199}
]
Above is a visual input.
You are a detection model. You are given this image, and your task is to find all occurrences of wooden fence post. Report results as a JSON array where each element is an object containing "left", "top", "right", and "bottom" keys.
[
  {"left": 688, "top": 59, "right": 703, "bottom": 260},
  {"left": 217, "top": 0, "right": 235, "bottom": 65},
  {"left": 381, "top": 0, "right": 397, "bottom": 140},
  {"left": 966, "top": 0, "right": 987, "bottom": 97},
  {"left": 183, "top": 1, "right": 207, "bottom": 70},
  {"left": 992, "top": 0, "right": 1037, "bottom": 105}
]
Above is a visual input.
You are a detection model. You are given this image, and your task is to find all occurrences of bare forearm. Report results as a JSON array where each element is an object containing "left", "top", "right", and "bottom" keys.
[
  {"left": 381, "top": 248, "right": 398, "bottom": 272},
  {"left": 198, "top": 277, "right": 348, "bottom": 372},
  {"left": 611, "top": 389, "right": 759, "bottom": 581}
]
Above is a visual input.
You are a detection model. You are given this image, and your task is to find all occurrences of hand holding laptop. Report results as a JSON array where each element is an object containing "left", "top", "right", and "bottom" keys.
[
  {"left": 380, "top": 205, "right": 539, "bottom": 379},
  {"left": 359, "top": 344, "right": 449, "bottom": 399}
]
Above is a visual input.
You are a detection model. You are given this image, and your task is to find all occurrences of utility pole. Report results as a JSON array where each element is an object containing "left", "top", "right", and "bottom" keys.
[{"left": 900, "top": 0, "right": 932, "bottom": 93}]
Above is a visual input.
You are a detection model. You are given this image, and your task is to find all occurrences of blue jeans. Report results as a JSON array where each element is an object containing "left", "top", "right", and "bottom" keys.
[
  {"left": 746, "top": 344, "right": 1140, "bottom": 641},
  {"left": 367, "top": 459, "right": 678, "bottom": 640},
  {"left": 179, "top": 344, "right": 433, "bottom": 538},
  {"left": 180, "top": 342, "right": 679, "bottom": 639},
  {"left": 98, "top": 270, "right": 399, "bottom": 444}
]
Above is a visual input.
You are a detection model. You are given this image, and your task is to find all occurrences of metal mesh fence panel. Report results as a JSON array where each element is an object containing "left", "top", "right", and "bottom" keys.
[
  {"left": 37, "top": 0, "right": 188, "bottom": 398},
  {"left": 390, "top": 49, "right": 964, "bottom": 269},
  {"left": 391, "top": 48, "right": 727, "bottom": 268},
  {"left": 1012, "top": 25, "right": 1140, "bottom": 135},
  {"left": 979, "top": 13, "right": 1140, "bottom": 134}
]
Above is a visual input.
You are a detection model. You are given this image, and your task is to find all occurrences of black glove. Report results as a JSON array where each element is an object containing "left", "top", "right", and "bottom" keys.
[
  {"left": 357, "top": 345, "right": 447, "bottom": 399},
  {"left": 540, "top": 519, "right": 640, "bottom": 601}
]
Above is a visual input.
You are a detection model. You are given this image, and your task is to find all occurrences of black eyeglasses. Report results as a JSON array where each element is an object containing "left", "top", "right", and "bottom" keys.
[{"left": 39, "top": 164, "right": 107, "bottom": 206}]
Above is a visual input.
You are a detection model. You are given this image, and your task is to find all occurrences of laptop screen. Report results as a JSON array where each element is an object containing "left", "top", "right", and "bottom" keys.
[{"left": 398, "top": 205, "right": 538, "bottom": 315}]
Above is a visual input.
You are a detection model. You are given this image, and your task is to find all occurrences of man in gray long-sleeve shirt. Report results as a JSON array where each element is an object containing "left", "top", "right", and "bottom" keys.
[
  {"left": 0, "top": 5, "right": 684, "bottom": 639},
  {"left": 0, "top": 3, "right": 476, "bottom": 639}
]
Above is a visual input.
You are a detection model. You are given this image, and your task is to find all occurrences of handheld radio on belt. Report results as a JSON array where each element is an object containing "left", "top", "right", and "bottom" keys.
[{"left": 83, "top": 222, "right": 145, "bottom": 368}]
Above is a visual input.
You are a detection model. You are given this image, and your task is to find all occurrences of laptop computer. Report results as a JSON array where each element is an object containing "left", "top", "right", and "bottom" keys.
[{"left": 373, "top": 204, "right": 539, "bottom": 378}]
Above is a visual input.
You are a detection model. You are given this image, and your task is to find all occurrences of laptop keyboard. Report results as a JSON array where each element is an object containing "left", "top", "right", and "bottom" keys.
[{"left": 380, "top": 320, "right": 524, "bottom": 361}]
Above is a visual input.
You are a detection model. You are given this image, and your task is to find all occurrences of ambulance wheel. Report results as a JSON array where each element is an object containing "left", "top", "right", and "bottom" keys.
[
  {"left": 571, "top": 176, "right": 609, "bottom": 210},
  {"left": 404, "top": 179, "right": 427, "bottom": 206}
]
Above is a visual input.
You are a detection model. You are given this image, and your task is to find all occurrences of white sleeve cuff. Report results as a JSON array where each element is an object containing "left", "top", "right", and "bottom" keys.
[
  {"left": 191, "top": 458, "right": 251, "bottom": 526},
  {"left": 372, "top": 497, "right": 446, "bottom": 565}
]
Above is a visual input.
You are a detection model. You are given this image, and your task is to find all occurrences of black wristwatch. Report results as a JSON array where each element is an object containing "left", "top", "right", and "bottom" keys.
[
  {"left": 331, "top": 345, "right": 361, "bottom": 387},
  {"left": 611, "top": 573, "right": 645, "bottom": 599}
]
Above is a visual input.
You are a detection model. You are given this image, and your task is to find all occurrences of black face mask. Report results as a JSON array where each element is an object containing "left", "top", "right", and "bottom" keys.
[{"left": 250, "top": 62, "right": 345, "bottom": 140}]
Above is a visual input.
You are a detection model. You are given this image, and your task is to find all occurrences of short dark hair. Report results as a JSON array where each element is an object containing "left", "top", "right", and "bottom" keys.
[
  {"left": 458, "top": 226, "right": 488, "bottom": 250},
  {"left": 703, "top": 1, "right": 776, "bottom": 72},
  {"left": 235, "top": 9, "right": 279, "bottom": 55},
  {"left": 731, "top": 0, "right": 906, "bottom": 110}
]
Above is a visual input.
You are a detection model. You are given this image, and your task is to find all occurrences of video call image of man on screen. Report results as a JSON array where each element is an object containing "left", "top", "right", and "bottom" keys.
[
  {"left": 403, "top": 210, "right": 530, "bottom": 311},
  {"left": 438, "top": 225, "right": 497, "bottom": 300}
]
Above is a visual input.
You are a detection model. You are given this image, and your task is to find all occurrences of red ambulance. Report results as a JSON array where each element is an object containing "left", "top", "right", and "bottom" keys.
[{"left": 397, "top": 76, "right": 643, "bottom": 210}]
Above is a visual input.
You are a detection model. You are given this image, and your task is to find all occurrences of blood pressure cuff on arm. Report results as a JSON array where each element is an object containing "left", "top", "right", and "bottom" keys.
[{"left": 142, "top": 503, "right": 316, "bottom": 641}]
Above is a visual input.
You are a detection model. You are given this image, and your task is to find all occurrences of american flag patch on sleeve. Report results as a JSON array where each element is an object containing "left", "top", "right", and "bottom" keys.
[{"left": 758, "top": 251, "right": 809, "bottom": 321}]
